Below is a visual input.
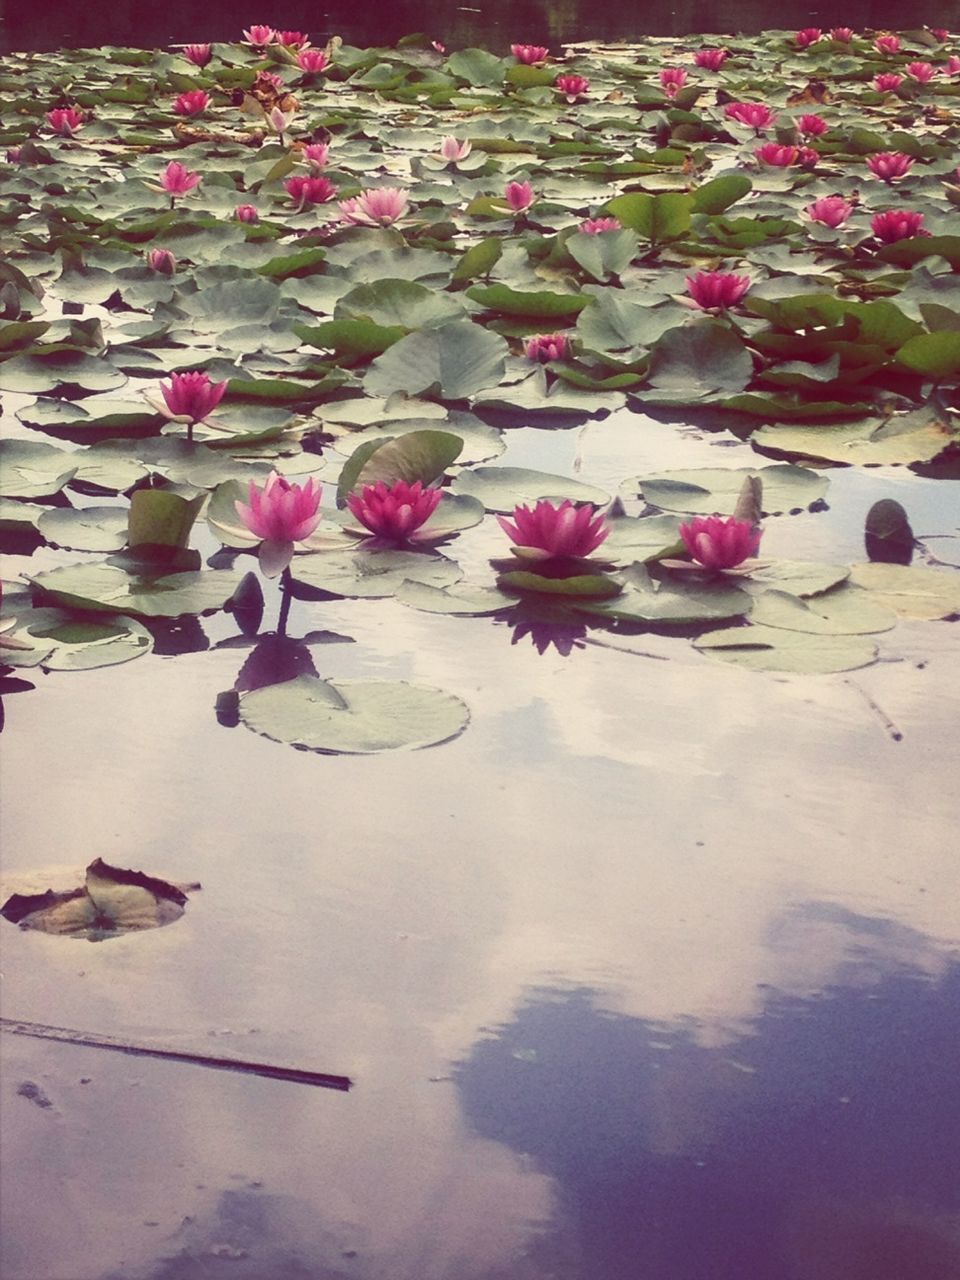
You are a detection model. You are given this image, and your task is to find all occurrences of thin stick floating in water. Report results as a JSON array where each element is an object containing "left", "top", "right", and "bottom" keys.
[{"left": 0, "top": 1018, "right": 352, "bottom": 1091}]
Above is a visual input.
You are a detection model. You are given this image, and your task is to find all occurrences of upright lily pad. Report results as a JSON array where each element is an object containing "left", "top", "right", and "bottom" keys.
[{"left": 365, "top": 321, "right": 508, "bottom": 400}]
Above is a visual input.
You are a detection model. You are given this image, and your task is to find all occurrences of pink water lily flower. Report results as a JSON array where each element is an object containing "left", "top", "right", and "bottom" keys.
[
  {"left": 874, "top": 34, "right": 901, "bottom": 54},
  {"left": 277, "top": 30, "right": 309, "bottom": 48},
  {"left": 345, "top": 480, "right": 442, "bottom": 543},
  {"left": 524, "top": 333, "right": 570, "bottom": 362},
  {"left": 159, "top": 160, "right": 201, "bottom": 199},
  {"left": 866, "top": 151, "right": 914, "bottom": 182},
  {"left": 511, "top": 43, "right": 549, "bottom": 64},
  {"left": 555, "top": 73, "right": 590, "bottom": 100},
  {"left": 678, "top": 515, "right": 761, "bottom": 571},
  {"left": 285, "top": 175, "right": 339, "bottom": 207},
  {"left": 235, "top": 203, "right": 259, "bottom": 222},
  {"left": 795, "top": 27, "right": 822, "bottom": 47},
  {"left": 874, "top": 72, "right": 904, "bottom": 92},
  {"left": 580, "top": 216, "right": 622, "bottom": 233},
  {"left": 504, "top": 180, "right": 535, "bottom": 213},
  {"left": 173, "top": 90, "right": 210, "bottom": 116},
  {"left": 301, "top": 142, "right": 329, "bottom": 169},
  {"left": 905, "top": 61, "right": 936, "bottom": 83},
  {"left": 243, "top": 26, "right": 276, "bottom": 47},
  {"left": 948, "top": 55, "right": 960, "bottom": 75},
  {"left": 723, "top": 101, "right": 777, "bottom": 130},
  {"left": 806, "top": 195, "right": 853, "bottom": 227},
  {"left": 695, "top": 48, "right": 729, "bottom": 69},
  {"left": 798, "top": 113, "right": 828, "bottom": 135},
  {"left": 755, "top": 142, "right": 799, "bottom": 167},
  {"left": 338, "top": 187, "right": 410, "bottom": 226},
  {"left": 498, "top": 500, "right": 609, "bottom": 561},
  {"left": 46, "top": 107, "right": 85, "bottom": 135},
  {"left": 298, "top": 49, "right": 328, "bottom": 73},
  {"left": 686, "top": 271, "right": 751, "bottom": 310},
  {"left": 158, "top": 370, "right": 227, "bottom": 424},
  {"left": 659, "top": 67, "right": 688, "bottom": 95},
  {"left": 236, "top": 472, "right": 323, "bottom": 547},
  {"left": 796, "top": 145, "right": 820, "bottom": 169},
  {"left": 183, "top": 43, "right": 212, "bottom": 66},
  {"left": 439, "top": 135, "right": 472, "bottom": 161},
  {"left": 146, "top": 248, "right": 176, "bottom": 273},
  {"left": 930, "top": 27, "right": 950, "bottom": 40},
  {"left": 829, "top": 27, "right": 854, "bottom": 42},
  {"left": 871, "top": 209, "right": 928, "bottom": 243}
]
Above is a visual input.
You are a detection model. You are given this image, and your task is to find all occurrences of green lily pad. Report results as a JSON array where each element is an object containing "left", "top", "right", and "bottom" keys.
[
  {"left": 395, "top": 580, "right": 513, "bottom": 615},
  {"left": 0, "top": 351, "right": 127, "bottom": 394},
  {"left": 748, "top": 586, "right": 897, "bottom": 634},
  {"left": 694, "top": 624, "right": 878, "bottom": 674},
  {"left": 0, "top": 439, "right": 77, "bottom": 498},
  {"left": 847, "top": 562, "right": 960, "bottom": 620},
  {"left": 629, "top": 465, "right": 827, "bottom": 516},
  {"left": 451, "top": 466, "right": 609, "bottom": 513},
  {"left": 577, "top": 566, "right": 752, "bottom": 625},
  {"left": 0, "top": 607, "right": 153, "bottom": 670},
  {"left": 290, "top": 548, "right": 462, "bottom": 598},
  {"left": 337, "top": 430, "right": 464, "bottom": 502},
  {"left": 28, "top": 562, "right": 245, "bottom": 618},
  {"left": 364, "top": 321, "right": 508, "bottom": 400},
  {"left": 753, "top": 410, "right": 959, "bottom": 466},
  {"left": 744, "top": 561, "right": 850, "bottom": 597},
  {"left": 37, "top": 506, "right": 129, "bottom": 552}
]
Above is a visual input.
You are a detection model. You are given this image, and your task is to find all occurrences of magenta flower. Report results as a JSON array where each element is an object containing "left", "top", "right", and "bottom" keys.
[
  {"left": 158, "top": 370, "right": 227, "bottom": 425},
  {"left": 276, "top": 30, "right": 309, "bottom": 48},
  {"left": 555, "top": 73, "right": 590, "bottom": 100},
  {"left": 432, "top": 40, "right": 446, "bottom": 54},
  {"left": 46, "top": 107, "right": 85, "bottom": 136},
  {"left": 146, "top": 248, "right": 176, "bottom": 273},
  {"left": 236, "top": 472, "right": 323, "bottom": 545},
  {"left": 285, "top": 175, "right": 339, "bottom": 208},
  {"left": 805, "top": 195, "right": 853, "bottom": 227},
  {"left": 905, "top": 60, "right": 936, "bottom": 83},
  {"left": 866, "top": 151, "right": 914, "bottom": 182},
  {"left": 795, "top": 27, "right": 822, "bottom": 47},
  {"left": 173, "top": 90, "right": 210, "bottom": 116},
  {"left": 874, "top": 34, "right": 901, "bottom": 54},
  {"left": 871, "top": 209, "right": 928, "bottom": 243},
  {"left": 504, "top": 180, "right": 535, "bottom": 213},
  {"left": 256, "top": 70, "right": 285, "bottom": 93},
  {"left": 183, "top": 43, "right": 212, "bottom": 66},
  {"left": 659, "top": 67, "right": 688, "bottom": 96},
  {"left": 7, "top": 147, "right": 22, "bottom": 162},
  {"left": 301, "top": 142, "right": 330, "bottom": 169},
  {"left": 243, "top": 25, "right": 276, "bottom": 47},
  {"left": 338, "top": 187, "right": 409, "bottom": 226},
  {"left": 755, "top": 142, "right": 799, "bottom": 167},
  {"left": 158, "top": 160, "right": 201, "bottom": 199},
  {"left": 798, "top": 113, "right": 828, "bottom": 135},
  {"left": 678, "top": 516, "right": 761, "bottom": 571},
  {"left": 524, "top": 333, "right": 571, "bottom": 363},
  {"left": 829, "top": 27, "right": 854, "bottom": 42},
  {"left": 695, "top": 48, "right": 729, "bottom": 69},
  {"left": 498, "top": 500, "right": 609, "bottom": 561},
  {"left": 686, "top": 271, "right": 751, "bottom": 310},
  {"left": 345, "top": 480, "right": 442, "bottom": 543},
  {"left": 723, "top": 101, "right": 777, "bottom": 130},
  {"left": 439, "top": 135, "right": 472, "bottom": 161},
  {"left": 235, "top": 203, "right": 259, "bottom": 222},
  {"left": 796, "top": 145, "right": 820, "bottom": 169},
  {"left": 930, "top": 27, "right": 950, "bottom": 40},
  {"left": 297, "top": 48, "right": 328, "bottom": 73},
  {"left": 874, "top": 72, "right": 904, "bottom": 92},
  {"left": 949, "top": 55, "right": 960, "bottom": 75},
  {"left": 580, "top": 216, "right": 622, "bottom": 233},
  {"left": 511, "top": 43, "right": 549, "bottom": 64}
]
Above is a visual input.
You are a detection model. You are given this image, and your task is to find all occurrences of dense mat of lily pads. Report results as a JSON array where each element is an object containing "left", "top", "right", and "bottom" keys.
[{"left": 1, "top": 25, "right": 960, "bottom": 751}]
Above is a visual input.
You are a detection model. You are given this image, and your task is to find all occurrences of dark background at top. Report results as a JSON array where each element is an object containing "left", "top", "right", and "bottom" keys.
[{"left": 2, "top": 0, "right": 956, "bottom": 53}]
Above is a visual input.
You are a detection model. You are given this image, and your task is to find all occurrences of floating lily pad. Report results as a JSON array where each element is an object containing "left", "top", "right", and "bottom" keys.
[
  {"left": 290, "top": 549, "right": 463, "bottom": 598},
  {"left": 28, "top": 563, "right": 245, "bottom": 618},
  {"left": 365, "top": 321, "right": 508, "bottom": 401},
  {"left": 694, "top": 624, "right": 878, "bottom": 674},
  {"left": 238, "top": 675, "right": 470, "bottom": 754},
  {"left": 37, "top": 506, "right": 129, "bottom": 552},
  {"left": 0, "top": 440, "right": 77, "bottom": 499},
  {"left": 753, "top": 410, "right": 959, "bottom": 466},
  {"left": 628, "top": 465, "right": 827, "bottom": 516},
  {"left": 577, "top": 566, "right": 752, "bottom": 625},
  {"left": 743, "top": 560, "right": 850, "bottom": 597},
  {"left": 395, "top": 580, "right": 513, "bottom": 615},
  {"left": 451, "top": 466, "right": 609, "bottom": 514},
  {"left": 0, "top": 606, "right": 154, "bottom": 670},
  {"left": 847, "top": 562, "right": 960, "bottom": 620},
  {"left": 748, "top": 587, "right": 897, "bottom": 635}
]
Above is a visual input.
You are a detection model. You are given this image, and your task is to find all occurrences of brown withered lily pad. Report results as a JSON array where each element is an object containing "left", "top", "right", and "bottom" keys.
[{"left": 1, "top": 858, "right": 198, "bottom": 941}]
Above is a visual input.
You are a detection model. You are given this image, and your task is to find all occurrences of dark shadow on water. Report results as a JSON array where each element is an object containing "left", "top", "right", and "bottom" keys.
[{"left": 455, "top": 912, "right": 960, "bottom": 1280}]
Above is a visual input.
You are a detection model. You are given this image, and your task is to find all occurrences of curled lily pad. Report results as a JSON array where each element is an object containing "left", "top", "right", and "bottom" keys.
[{"left": 238, "top": 675, "right": 470, "bottom": 754}]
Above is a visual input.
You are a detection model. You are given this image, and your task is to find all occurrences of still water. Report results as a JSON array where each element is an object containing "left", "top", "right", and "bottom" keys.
[
  {"left": 2, "top": 0, "right": 953, "bottom": 52},
  {"left": 2, "top": 405, "right": 959, "bottom": 1279}
]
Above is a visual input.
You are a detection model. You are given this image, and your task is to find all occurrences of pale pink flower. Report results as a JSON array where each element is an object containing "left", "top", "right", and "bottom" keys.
[
  {"left": 871, "top": 209, "right": 928, "bottom": 242},
  {"left": 338, "top": 186, "right": 410, "bottom": 226},
  {"left": 555, "top": 73, "right": 590, "bottom": 100},
  {"left": 504, "top": 180, "right": 535, "bottom": 212},
  {"left": 298, "top": 49, "right": 328, "bottom": 73},
  {"left": 159, "top": 160, "right": 201, "bottom": 197},
  {"left": 276, "top": 30, "right": 309, "bottom": 48},
  {"left": 439, "top": 135, "right": 472, "bottom": 161},
  {"left": 930, "top": 28, "right": 950, "bottom": 41},
  {"left": 948, "top": 55, "right": 960, "bottom": 75},
  {"left": 345, "top": 480, "right": 442, "bottom": 542},
  {"left": 511, "top": 43, "right": 548, "bottom": 64},
  {"left": 659, "top": 67, "right": 688, "bottom": 95},
  {"left": 695, "top": 48, "right": 728, "bottom": 69},
  {"left": 183, "top": 43, "right": 212, "bottom": 67},
  {"left": 580, "top": 216, "right": 622, "bottom": 233},
  {"left": 301, "top": 142, "right": 329, "bottom": 168},
  {"left": 267, "top": 104, "right": 297, "bottom": 136},
  {"left": 686, "top": 271, "right": 750, "bottom": 309},
  {"left": 146, "top": 248, "right": 176, "bottom": 273},
  {"left": 874, "top": 72, "right": 904, "bottom": 92},
  {"left": 874, "top": 34, "right": 901, "bottom": 54},
  {"left": 679, "top": 515, "right": 760, "bottom": 570},
  {"left": 158, "top": 370, "right": 227, "bottom": 423},
  {"left": 805, "top": 195, "right": 853, "bottom": 227},
  {"left": 755, "top": 142, "right": 799, "bottom": 166},
  {"left": 829, "top": 27, "right": 854, "bottom": 41},
  {"left": 723, "top": 101, "right": 777, "bottom": 130},
  {"left": 243, "top": 25, "right": 276, "bottom": 47},
  {"left": 866, "top": 151, "right": 914, "bottom": 181},
  {"left": 498, "top": 500, "right": 609, "bottom": 560},
  {"left": 235, "top": 203, "right": 259, "bottom": 222},
  {"left": 798, "top": 113, "right": 828, "bottom": 135},
  {"left": 236, "top": 472, "right": 323, "bottom": 543},
  {"left": 432, "top": 40, "right": 446, "bottom": 54},
  {"left": 285, "top": 175, "right": 339, "bottom": 207},
  {"left": 524, "top": 333, "right": 570, "bottom": 362},
  {"left": 173, "top": 90, "right": 209, "bottom": 116},
  {"left": 795, "top": 27, "right": 822, "bottom": 47},
  {"left": 46, "top": 107, "right": 85, "bottom": 135},
  {"left": 255, "top": 70, "right": 285, "bottom": 93},
  {"left": 906, "top": 61, "right": 936, "bottom": 82}
]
